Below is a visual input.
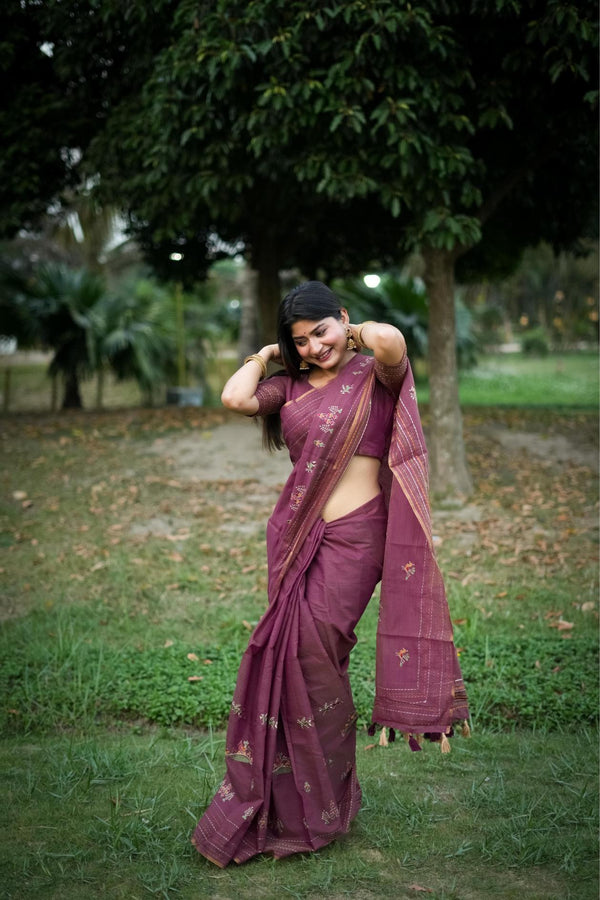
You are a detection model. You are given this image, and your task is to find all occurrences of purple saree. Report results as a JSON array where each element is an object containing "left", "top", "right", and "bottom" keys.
[{"left": 192, "top": 354, "right": 468, "bottom": 866}]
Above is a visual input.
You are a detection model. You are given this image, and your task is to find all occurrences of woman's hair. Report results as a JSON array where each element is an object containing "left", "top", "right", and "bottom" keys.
[{"left": 263, "top": 281, "right": 343, "bottom": 452}]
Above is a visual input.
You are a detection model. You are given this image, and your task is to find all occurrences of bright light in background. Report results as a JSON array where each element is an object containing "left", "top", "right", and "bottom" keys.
[
  {"left": 363, "top": 274, "right": 380, "bottom": 288},
  {"left": 170, "top": 252, "right": 183, "bottom": 261}
]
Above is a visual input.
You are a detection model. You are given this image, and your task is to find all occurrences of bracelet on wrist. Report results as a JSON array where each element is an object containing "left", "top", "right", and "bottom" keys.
[
  {"left": 356, "top": 321, "right": 377, "bottom": 350},
  {"left": 243, "top": 354, "right": 267, "bottom": 380}
]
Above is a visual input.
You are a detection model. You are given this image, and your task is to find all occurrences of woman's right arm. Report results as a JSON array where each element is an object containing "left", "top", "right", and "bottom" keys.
[{"left": 221, "top": 344, "right": 281, "bottom": 415}]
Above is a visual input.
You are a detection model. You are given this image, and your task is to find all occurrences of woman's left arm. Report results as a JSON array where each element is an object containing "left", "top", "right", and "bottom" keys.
[{"left": 349, "top": 321, "right": 406, "bottom": 365}]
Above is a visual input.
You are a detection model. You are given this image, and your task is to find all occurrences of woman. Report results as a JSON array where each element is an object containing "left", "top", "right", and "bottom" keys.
[{"left": 192, "top": 281, "right": 468, "bottom": 867}]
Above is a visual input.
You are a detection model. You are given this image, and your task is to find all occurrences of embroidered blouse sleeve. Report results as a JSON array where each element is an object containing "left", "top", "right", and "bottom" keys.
[
  {"left": 252, "top": 373, "right": 289, "bottom": 416},
  {"left": 374, "top": 351, "right": 408, "bottom": 398}
]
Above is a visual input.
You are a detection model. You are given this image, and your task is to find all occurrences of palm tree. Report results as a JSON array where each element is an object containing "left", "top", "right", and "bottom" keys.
[
  {"left": 31, "top": 264, "right": 105, "bottom": 408},
  {"left": 97, "top": 278, "right": 177, "bottom": 406}
]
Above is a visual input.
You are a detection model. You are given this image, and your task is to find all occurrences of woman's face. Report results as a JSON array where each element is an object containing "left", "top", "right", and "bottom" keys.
[{"left": 290, "top": 311, "right": 349, "bottom": 372}]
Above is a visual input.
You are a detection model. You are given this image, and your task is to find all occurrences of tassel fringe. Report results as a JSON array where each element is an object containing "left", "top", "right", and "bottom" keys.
[
  {"left": 461, "top": 720, "right": 471, "bottom": 738},
  {"left": 440, "top": 733, "right": 451, "bottom": 754},
  {"left": 378, "top": 727, "right": 389, "bottom": 747}
]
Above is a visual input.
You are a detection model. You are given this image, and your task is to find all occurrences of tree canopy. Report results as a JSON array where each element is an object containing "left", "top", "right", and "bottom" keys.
[{"left": 1, "top": 0, "right": 597, "bottom": 492}]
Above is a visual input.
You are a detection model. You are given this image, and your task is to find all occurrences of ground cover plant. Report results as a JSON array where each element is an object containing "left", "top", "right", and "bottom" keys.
[{"left": 1, "top": 368, "right": 598, "bottom": 898}]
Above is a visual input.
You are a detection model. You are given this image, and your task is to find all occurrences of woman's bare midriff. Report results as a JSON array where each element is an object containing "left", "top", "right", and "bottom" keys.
[{"left": 321, "top": 455, "right": 382, "bottom": 523}]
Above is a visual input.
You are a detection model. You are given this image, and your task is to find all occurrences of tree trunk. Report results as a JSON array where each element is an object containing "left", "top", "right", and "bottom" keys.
[
  {"left": 62, "top": 370, "right": 83, "bottom": 409},
  {"left": 96, "top": 367, "right": 104, "bottom": 409},
  {"left": 422, "top": 245, "right": 472, "bottom": 498},
  {"left": 237, "top": 266, "right": 260, "bottom": 365},
  {"left": 254, "top": 235, "right": 281, "bottom": 345}
]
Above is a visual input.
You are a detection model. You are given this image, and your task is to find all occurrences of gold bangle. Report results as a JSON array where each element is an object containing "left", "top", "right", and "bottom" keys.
[
  {"left": 243, "top": 353, "right": 267, "bottom": 379},
  {"left": 356, "top": 321, "right": 377, "bottom": 349}
]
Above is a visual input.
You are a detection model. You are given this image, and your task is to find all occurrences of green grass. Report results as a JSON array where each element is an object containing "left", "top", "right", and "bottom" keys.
[
  {"left": 417, "top": 351, "right": 599, "bottom": 407},
  {"left": 3, "top": 349, "right": 598, "bottom": 413},
  {"left": 1, "top": 379, "right": 598, "bottom": 897},
  {"left": 2, "top": 729, "right": 597, "bottom": 899}
]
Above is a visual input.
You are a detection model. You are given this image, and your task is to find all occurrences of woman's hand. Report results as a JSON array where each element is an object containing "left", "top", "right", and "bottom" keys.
[
  {"left": 348, "top": 322, "right": 406, "bottom": 366},
  {"left": 221, "top": 344, "right": 281, "bottom": 415},
  {"left": 262, "top": 343, "right": 282, "bottom": 364}
]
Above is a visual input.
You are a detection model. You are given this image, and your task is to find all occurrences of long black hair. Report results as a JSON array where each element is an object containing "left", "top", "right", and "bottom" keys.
[{"left": 263, "top": 281, "right": 344, "bottom": 451}]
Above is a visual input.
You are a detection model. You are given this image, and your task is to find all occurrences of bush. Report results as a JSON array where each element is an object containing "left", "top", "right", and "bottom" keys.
[{"left": 521, "top": 327, "right": 550, "bottom": 356}]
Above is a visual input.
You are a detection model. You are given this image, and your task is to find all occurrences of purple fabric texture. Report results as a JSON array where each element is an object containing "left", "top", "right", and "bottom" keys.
[{"left": 192, "top": 354, "right": 468, "bottom": 867}]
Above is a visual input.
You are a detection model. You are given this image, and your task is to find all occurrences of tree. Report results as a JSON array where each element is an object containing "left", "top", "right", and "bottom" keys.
[
  {"left": 0, "top": 262, "right": 105, "bottom": 408},
  {"left": 87, "top": 0, "right": 596, "bottom": 494},
  {"left": 2, "top": 1, "right": 597, "bottom": 494}
]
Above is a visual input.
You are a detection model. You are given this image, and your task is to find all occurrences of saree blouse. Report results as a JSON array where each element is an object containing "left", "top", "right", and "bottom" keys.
[{"left": 253, "top": 354, "right": 408, "bottom": 462}]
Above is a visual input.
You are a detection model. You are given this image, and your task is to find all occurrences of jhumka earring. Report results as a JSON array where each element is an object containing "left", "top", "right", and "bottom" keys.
[
  {"left": 346, "top": 326, "right": 357, "bottom": 351},
  {"left": 299, "top": 360, "right": 310, "bottom": 370}
]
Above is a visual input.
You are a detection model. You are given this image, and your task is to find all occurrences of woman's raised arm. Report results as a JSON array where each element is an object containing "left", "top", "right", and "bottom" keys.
[{"left": 220, "top": 344, "right": 281, "bottom": 415}]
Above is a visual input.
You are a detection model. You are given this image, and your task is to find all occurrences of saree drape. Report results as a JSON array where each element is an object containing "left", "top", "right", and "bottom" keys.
[{"left": 192, "top": 355, "right": 468, "bottom": 867}]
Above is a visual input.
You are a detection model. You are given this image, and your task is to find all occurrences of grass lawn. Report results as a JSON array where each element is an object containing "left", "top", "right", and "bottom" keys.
[
  {"left": 2, "top": 349, "right": 598, "bottom": 413},
  {"left": 1, "top": 359, "right": 598, "bottom": 898}
]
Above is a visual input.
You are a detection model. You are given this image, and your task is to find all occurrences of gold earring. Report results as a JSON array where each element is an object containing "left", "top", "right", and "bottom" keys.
[
  {"left": 346, "top": 326, "right": 357, "bottom": 351},
  {"left": 299, "top": 360, "right": 310, "bottom": 370}
]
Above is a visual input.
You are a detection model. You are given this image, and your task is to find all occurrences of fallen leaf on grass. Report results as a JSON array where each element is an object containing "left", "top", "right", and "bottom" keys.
[
  {"left": 364, "top": 743, "right": 377, "bottom": 751},
  {"left": 408, "top": 885, "right": 433, "bottom": 893},
  {"left": 187, "top": 652, "right": 199, "bottom": 661},
  {"left": 242, "top": 620, "right": 253, "bottom": 631},
  {"left": 548, "top": 619, "right": 574, "bottom": 631},
  {"left": 90, "top": 561, "right": 108, "bottom": 572},
  {"left": 12, "top": 490, "right": 27, "bottom": 501},
  {"left": 188, "top": 676, "right": 203, "bottom": 682},
  {"left": 581, "top": 602, "right": 596, "bottom": 613},
  {"left": 167, "top": 552, "right": 184, "bottom": 562},
  {"left": 164, "top": 639, "right": 174, "bottom": 648}
]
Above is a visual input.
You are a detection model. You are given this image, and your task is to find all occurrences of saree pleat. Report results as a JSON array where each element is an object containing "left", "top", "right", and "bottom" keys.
[{"left": 193, "top": 496, "right": 386, "bottom": 866}]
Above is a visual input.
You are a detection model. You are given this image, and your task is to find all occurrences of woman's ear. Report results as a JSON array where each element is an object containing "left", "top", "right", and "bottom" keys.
[{"left": 339, "top": 308, "right": 350, "bottom": 325}]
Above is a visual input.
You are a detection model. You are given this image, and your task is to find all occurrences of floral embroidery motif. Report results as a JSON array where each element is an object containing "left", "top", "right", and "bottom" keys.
[
  {"left": 321, "top": 800, "right": 340, "bottom": 824},
  {"left": 396, "top": 647, "right": 410, "bottom": 667},
  {"left": 218, "top": 780, "right": 235, "bottom": 802},
  {"left": 226, "top": 739, "right": 253, "bottom": 764},
  {"left": 258, "top": 812, "right": 268, "bottom": 830},
  {"left": 314, "top": 439, "right": 325, "bottom": 448},
  {"left": 409, "top": 385, "right": 417, "bottom": 401},
  {"left": 319, "top": 405, "right": 343, "bottom": 434},
  {"left": 318, "top": 698, "right": 342, "bottom": 715},
  {"left": 401, "top": 561, "right": 416, "bottom": 580},
  {"left": 272, "top": 752, "right": 292, "bottom": 774},
  {"left": 306, "top": 460, "right": 317, "bottom": 473},
  {"left": 297, "top": 716, "right": 314, "bottom": 729},
  {"left": 230, "top": 700, "right": 243, "bottom": 717},
  {"left": 259, "top": 712, "right": 277, "bottom": 728},
  {"left": 242, "top": 806, "right": 255, "bottom": 821},
  {"left": 340, "top": 384, "right": 353, "bottom": 394},
  {"left": 290, "top": 484, "right": 307, "bottom": 511},
  {"left": 303, "top": 782, "right": 311, "bottom": 793},
  {"left": 341, "top": 712, "right": 358, "bottom": 736}
]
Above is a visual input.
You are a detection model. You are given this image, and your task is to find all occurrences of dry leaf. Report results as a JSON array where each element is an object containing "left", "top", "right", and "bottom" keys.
[
  {"left": 187, "top": 652, "right": 199, "bottom": 662},
  {"left": 581, "top": 602, "right": 595, "bottom": 612},
  {"left": 242, "top": 620, "right": 253, "bottom": 631},
  {"left": 167, "top": 552, "right": 184, "bottom": 562},
  {"left": 164, "top": 639, "right": 174, "bottom": 648},
  {"left": 12, "top": 490, "right": 27, "bottom": 501},
  {"left": 187, "top": 676, "right": 203, "bottom": 682},
  {"left": 408, "top": 885, "right": 433, "bottom": 894},
  {"left": 364, "top": 743, "right": 377, "bottom": 751}
]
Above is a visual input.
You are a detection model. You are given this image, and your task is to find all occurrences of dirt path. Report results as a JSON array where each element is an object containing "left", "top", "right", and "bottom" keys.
[{"left": 147, "top": 413, "right": 598, "bottom": 486}]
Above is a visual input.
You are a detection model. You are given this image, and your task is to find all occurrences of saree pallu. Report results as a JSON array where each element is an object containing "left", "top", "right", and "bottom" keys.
[{"left": 192, "top": 355, "right": 468, "bottom": 866}]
